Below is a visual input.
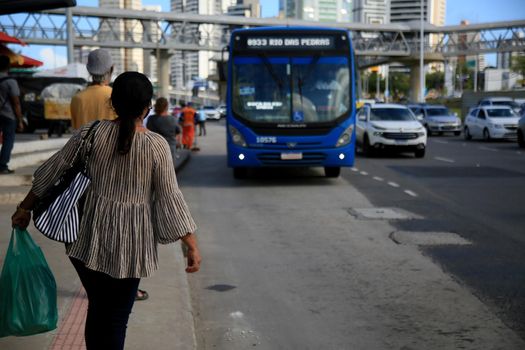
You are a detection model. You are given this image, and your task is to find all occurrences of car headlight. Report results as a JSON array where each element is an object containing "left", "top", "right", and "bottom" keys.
[
  {"left": 228, "top": 125, "right": 247, "bottom": 147},
  {"left": 336, "top": 124, "right": 354, "bottom": 147},
  {"left": 491, "top": 124, "right": 503, "bottom": 129},
  {"left": 417, "top": 131, "right": 426, "bottom": 136}
]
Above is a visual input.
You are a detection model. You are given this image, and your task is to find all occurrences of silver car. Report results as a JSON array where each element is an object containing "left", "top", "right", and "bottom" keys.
[{"left": 409, "top": 105, "right": 461, "bottom": 136}]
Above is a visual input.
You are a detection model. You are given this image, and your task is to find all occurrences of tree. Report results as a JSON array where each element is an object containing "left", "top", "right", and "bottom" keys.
[
  {"left": 426, "top": 71, "right": 444, "bottom": 91},
  {"left": 511, "top": 56, "right": 525, "bottom": 84},
  {"left": 390, "top": 72, "right": 410, "bottom": 101}
]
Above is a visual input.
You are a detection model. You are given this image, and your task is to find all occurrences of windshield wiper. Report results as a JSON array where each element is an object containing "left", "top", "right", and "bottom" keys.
[
  {"left": 296, "top": 55, "right": 321, "bottom": 108},
  {"left": 258, "top": 53, "right": 284, "bottom": 94}
]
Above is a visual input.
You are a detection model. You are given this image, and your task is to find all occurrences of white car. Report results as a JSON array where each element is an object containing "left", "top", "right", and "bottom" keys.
[
  {"left": 356, "top": 104, "right": 427, "bottom": 158},
  {"left": 478, "top": 97, "right": 521, "bottom": 115},
  {"left": 464, "top": 106, "right": 520, "bottom": 141},
  {"left": 198, "top": 105, "right": 221, "bottom": 120}
]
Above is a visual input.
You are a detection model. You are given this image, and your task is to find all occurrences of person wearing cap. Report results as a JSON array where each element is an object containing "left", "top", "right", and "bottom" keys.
[{"left": 70, "top": 49, "right": 116, "bottom": 130}]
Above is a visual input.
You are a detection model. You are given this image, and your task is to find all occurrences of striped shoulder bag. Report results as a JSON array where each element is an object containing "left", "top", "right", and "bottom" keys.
[{"left": 33, "top": 121, "right": 100, "bottom": 243}]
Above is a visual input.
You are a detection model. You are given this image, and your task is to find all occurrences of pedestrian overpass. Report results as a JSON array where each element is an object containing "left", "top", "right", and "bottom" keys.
[{"left": 1, "top": 6, "right": 524, "bottom": 100}]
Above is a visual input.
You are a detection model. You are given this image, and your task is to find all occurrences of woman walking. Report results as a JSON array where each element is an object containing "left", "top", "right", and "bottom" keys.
[{"left": 11, "top": 72, "right": 201, "bottom": 350}]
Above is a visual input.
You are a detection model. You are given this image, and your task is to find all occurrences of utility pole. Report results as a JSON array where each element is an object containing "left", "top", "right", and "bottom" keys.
[
  {"left": 66, "top": 8, "right": 74, "bottom": 64},
  {"left": 419, "top": 0, "right": 425, "bottom": 102}
]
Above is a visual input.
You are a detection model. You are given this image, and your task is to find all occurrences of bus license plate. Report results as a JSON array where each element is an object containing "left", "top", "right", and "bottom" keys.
[{"left": 281, "top": 152, "right": 303, "bottom": 160}]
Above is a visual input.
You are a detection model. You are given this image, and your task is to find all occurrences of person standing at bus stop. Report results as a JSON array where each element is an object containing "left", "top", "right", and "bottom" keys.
[
  {"left": 181, "top": 102, "right": 197, "bottom": 150},
  {"left": 0, "top": 55, "right": 24, "bottom": 174},
  {"left": 70, "top": 49, "right": 116, "bottom": 130}
]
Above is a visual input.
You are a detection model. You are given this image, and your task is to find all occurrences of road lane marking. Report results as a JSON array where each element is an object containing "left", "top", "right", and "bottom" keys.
[
  {"left": 479, "top": 146, "right": 498, "bottom": 152},
  {"left": 360, "top": 171, "right": 368, "bottom": 176},
  {"left": 373, "top": 176, "right": 384, "bottom": 182},
  {"left": 351, "top": 167, "right": 359, "bottom": 172},
  {"left": 388, "top": 181, "right": 400, "bottom": 188},
  {"left": 433, "top": 140, "right": 449, "bottom": 144},
  {"left": 404, "top": 190, "right": 418, "bottom": 197},
  {"left": 434, "top": 157, "right": 455, "bottom": 163}
]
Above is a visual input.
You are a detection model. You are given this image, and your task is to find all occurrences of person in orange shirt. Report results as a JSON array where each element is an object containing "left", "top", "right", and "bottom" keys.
[
  {"left": 180, "top": 102, "right": 197, "bottom": 150},
  {"left": 70, "top": 49, "right": 116, "bottom": 130}
]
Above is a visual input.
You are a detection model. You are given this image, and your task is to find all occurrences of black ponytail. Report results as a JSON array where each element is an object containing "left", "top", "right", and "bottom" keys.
[{"left": 110, "top": 72, "right": 153, "bottom": 155}]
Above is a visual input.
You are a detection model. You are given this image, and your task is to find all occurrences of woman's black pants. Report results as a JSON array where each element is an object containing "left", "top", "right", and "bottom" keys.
[{"left": 70, "top": 257, "right": 140, "bottom": 350}]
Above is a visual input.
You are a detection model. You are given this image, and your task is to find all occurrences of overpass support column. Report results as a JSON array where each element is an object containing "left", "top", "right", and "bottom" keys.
[
  {"left": 157, "top": 49, "right": 172, "bottom": 99},
  {"left": 409, "top": 64, "right": 423, "bottom": 102}
]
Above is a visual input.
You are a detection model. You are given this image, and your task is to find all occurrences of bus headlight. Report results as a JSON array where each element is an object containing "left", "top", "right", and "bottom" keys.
[
  {"left": 336, "top": 125, "right": 354, "bottom": 148},
  {"left": 229, "top": 125, "right": 247, "bottom": 147}
]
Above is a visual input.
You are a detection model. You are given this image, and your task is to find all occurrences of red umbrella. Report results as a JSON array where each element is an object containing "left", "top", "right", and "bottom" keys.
[
  {"left": 14, "top": 54, "right": 43, "bottom": 68},
  {"left": 0, "top": 32, "right": 27, "bottom": 46},
  {"left": 0, "top": 45, "right": 43, "bottom": 68}
]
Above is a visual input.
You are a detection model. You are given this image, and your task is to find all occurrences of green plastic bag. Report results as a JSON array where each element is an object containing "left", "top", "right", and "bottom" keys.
[{"left": 0, "top": 228, "right": 58, "bottom": 337}]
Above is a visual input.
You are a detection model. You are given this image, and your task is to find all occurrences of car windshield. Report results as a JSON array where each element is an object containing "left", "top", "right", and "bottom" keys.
[
  {"left": 486, "top": 108, "right": 516, "bottom": 117},
  {"left": 492, "top": 101, "right": 519, "bottom": 108},
  {"left": 203, "top": 106, "right": 215, "bottom": 110},
  {"left": 232, "top": 56, "right": 350, "bottom": 124},
  {"left": 426, "top": 108, "right": 450, "bottom": 116},
  {"left": 370, "top": 108, "right": 415, "bottom": 121}
]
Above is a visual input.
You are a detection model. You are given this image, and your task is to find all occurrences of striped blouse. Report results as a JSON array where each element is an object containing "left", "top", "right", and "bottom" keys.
[{"left": 32, "top": 120, "right": 197, "bottom": 279}]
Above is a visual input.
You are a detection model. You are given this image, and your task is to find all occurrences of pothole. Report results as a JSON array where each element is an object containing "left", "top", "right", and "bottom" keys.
[
  {"left": 390, "top": 231, "right": 472, "bottom": 246},
  {"left": 348, "top": 207, "right": 422, "bottom": 220}
]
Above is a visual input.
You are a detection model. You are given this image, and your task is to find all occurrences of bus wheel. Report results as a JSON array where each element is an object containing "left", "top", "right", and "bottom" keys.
[
  {"left": 324, "top": 167, "right": 341, "bottom": 178},
  {"left": 233, "top": 167, "right": 248, "bottom": 179}
]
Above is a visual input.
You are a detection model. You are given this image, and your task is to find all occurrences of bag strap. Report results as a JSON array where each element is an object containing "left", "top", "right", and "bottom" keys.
[
  {"left": 82, "top": 120, "right": 101, "bottom": 172},
  {"left": 70, "top": 120, "right": 100, "bottom": 170}
]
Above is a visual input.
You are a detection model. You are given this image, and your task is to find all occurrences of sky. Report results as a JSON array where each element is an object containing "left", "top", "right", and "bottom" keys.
[{"left": 2, "top": 0, "right": 524, "bottom": 70}]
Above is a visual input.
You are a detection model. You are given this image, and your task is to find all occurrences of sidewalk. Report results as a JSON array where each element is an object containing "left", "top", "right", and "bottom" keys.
[{"left": 0, "top": 138, "right": 195, "bottom": 350}]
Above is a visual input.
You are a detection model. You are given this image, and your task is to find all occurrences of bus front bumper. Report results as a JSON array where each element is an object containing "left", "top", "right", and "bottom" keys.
[{"left": 227, "top": 144, "right": 355, "bottom": 168}]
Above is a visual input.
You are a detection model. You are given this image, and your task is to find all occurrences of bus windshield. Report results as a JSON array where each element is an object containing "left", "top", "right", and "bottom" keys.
[{"left": 232, "top": 56, "right": 350, "bottom": 124}]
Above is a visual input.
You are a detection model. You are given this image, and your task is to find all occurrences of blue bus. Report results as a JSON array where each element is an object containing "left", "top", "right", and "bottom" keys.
[{"left": 226, "top": 27, "right": 356, "bottom": 178}]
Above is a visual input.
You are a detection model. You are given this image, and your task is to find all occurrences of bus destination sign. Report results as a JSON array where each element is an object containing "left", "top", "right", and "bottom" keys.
[{"left": 244, "top": 36, "right": 336, "bottom": 50}]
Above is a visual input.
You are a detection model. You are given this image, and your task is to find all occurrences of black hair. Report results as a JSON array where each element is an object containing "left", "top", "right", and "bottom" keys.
[
  {"left": 111, "top": 72, "right": 152, "bottom": 154},
  {"left": 0, "top": 55, "right": 10, "bottom": 71}
]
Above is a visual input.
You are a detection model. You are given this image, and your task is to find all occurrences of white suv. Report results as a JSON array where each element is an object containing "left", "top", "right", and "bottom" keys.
[{"left": 356, "top": 104, "right": 427, "bottom": 158}]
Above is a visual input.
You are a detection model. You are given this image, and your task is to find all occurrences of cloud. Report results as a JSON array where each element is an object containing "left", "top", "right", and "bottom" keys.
[{"left": 39, "top": 48, "right": 68, "bottom": 69}]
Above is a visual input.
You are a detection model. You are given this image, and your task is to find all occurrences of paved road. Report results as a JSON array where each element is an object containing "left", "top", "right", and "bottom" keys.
[
  {"left": 178, "top": 123, "right": 524, "bottom": 349},
  {"left": 348, "top": 135, "right": 525, "bottom": 338}
]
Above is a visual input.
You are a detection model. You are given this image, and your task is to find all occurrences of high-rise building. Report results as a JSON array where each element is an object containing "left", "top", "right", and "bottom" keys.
[
  {"left": 352, "top": 0, "right": 389, "bottom": 24},
  {"left": 227, "top": 0, "right": 260, "bottom": 17},
  {"left": 389, "top": 0, "right": 444, "bottom": 24},
  {"left": 99, "top": 0, "right": 144, "bottom": 76},
  {"left": 170, "top": 0, "right": 222, "bottom": 89},
  {"left": 280, "top": 0, "right": 352, "bottom": 22}
]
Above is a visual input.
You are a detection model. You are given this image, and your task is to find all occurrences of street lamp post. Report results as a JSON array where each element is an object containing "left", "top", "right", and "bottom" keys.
[{"left": 419, "top": 0, "right": 425, "bottom": 102}]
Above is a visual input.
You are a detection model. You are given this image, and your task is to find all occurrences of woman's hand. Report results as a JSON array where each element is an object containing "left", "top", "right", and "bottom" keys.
[
  {"left": 185, "top": 247, "right": 201, "bottom": 273},
  {"left": 182, "top": 233, "right": 201, "bottom": 273},
  {"left": 12, "top": 208, "right": 31, "bottom": 229}
]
